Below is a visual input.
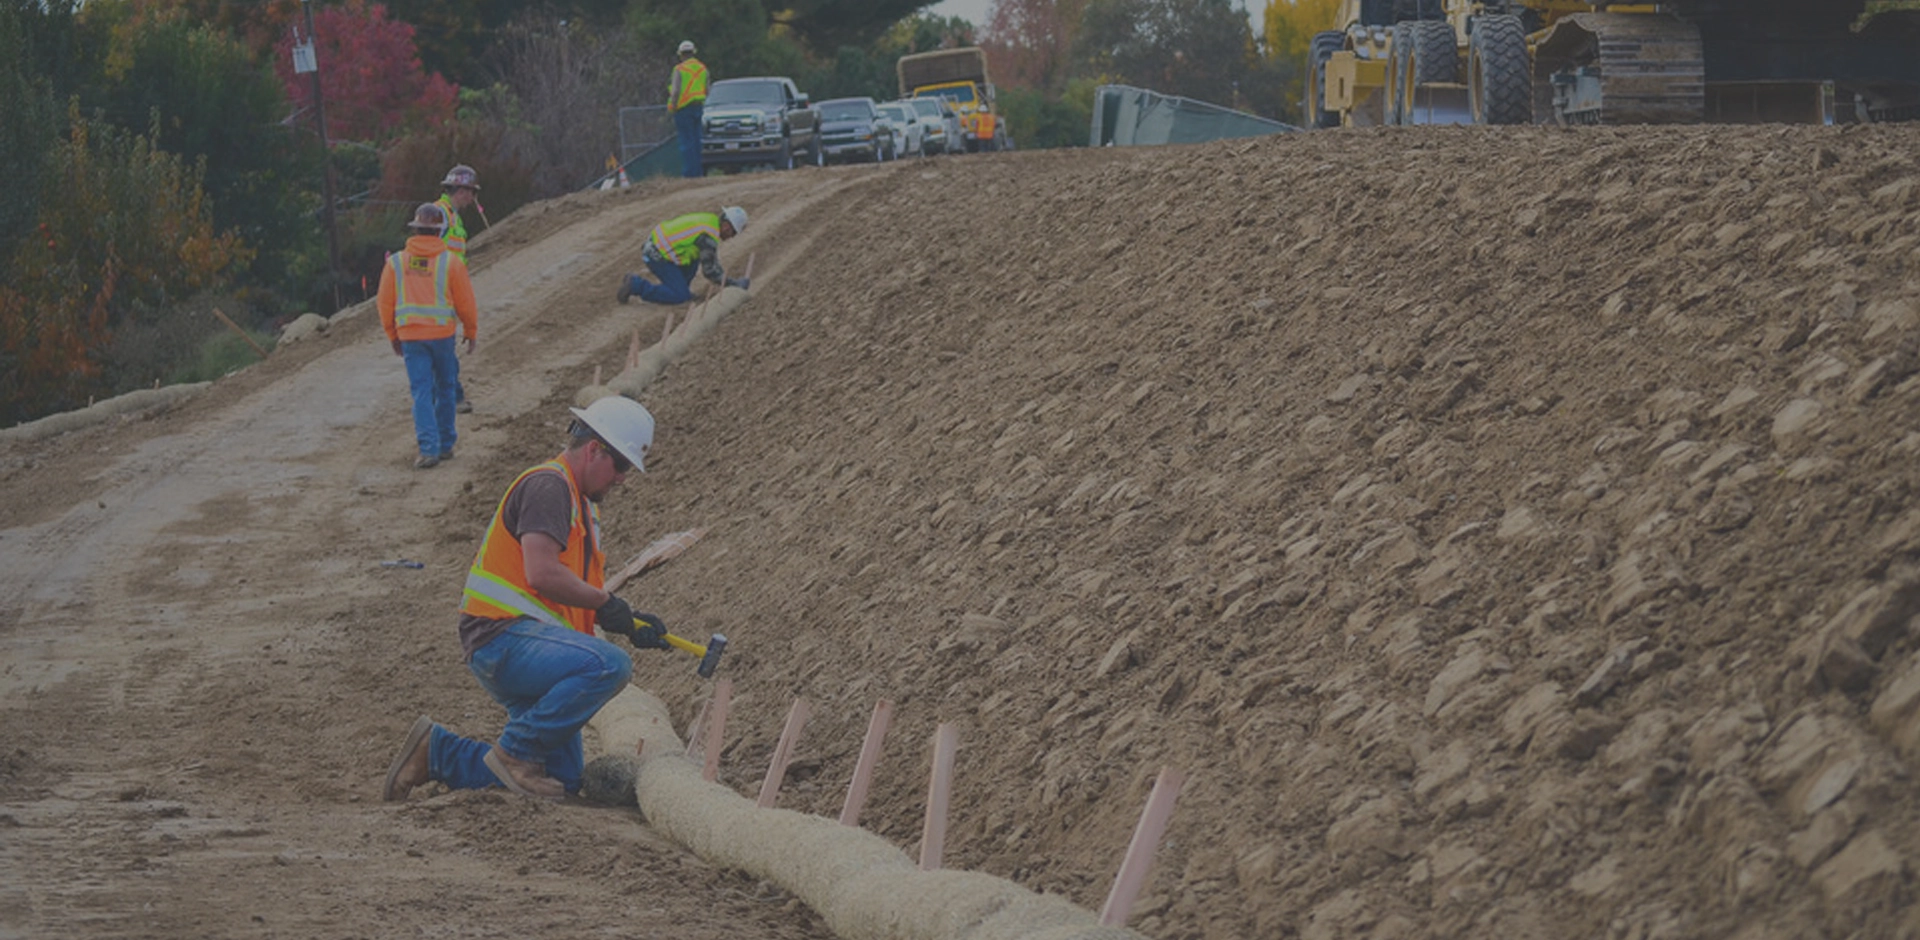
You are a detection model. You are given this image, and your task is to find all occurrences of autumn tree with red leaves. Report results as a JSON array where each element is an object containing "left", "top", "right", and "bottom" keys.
[
  {"left": 982, "top": 0, "right": 1089, "bottom": 94},
  {"left": 272, "top": 0, "right": 457, "bottom": 143}
]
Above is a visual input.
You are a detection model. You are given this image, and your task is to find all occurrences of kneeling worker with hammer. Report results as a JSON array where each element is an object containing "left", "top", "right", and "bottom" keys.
[
  {"left": 384, "top": 395, "right": 675, "bottom": 801},
  {"left": 615, "top": 206, "right": 750, "bottom": 305}
]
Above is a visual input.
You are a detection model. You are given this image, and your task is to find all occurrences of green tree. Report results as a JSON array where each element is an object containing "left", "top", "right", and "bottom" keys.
[
  {"left": 0, "top": 0, "right": 63, "bottom": 259},
  {"left": 0, "top": 104, "right": 247, "bottom": 425},
  {"left": 92, "top": 14, "right": 322, "bottom": 305},
  {"left": 1073, "top": 0, "right": 1255, "bottom": 106}
]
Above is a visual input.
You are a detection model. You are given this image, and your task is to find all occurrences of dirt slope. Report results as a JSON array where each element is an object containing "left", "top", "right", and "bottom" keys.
[{"left": 5, "top": 123, "right": 1920, "bottom": 940}]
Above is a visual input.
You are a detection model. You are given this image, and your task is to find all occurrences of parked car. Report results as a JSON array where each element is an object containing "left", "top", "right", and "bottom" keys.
[
  {"left": 874, "top": 101, "right": 924, "bottom": 158},
  {"left": 815, "top": 97, "right": 893, "bottom": 164},
  {"left": 700, "top": 76, "right": 822, "bottom": 172},
  {"left": 904, "top": 97, "right": 962, "bottom": 155}
]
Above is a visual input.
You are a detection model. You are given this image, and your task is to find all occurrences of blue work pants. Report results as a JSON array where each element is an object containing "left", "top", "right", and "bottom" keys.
[
  {"left": 426, "top": 619, "right": 634, "bottom": 794},
  {"left": 627, "top": 256, "right": 699, "bottom": 305},
  {"left": 674, "top": 103, "right": 703, "bottom": 178},
  {"left": 401, "top": 337, "right": 458, "bottom": 458}
]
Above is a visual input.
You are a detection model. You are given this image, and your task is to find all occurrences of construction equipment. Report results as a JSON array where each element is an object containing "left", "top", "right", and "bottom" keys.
[
  {"left": 1311, "top": 0, "right": 1920, "bottom": 127},
  {"left": 897, "top": 47, "right": 1009, "bottom": 151}
]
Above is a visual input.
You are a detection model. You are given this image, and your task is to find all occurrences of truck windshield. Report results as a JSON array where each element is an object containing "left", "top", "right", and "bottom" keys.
[
  {"left": 917, "top": 86, "right": 975, "bottom": 105},
  {"left": 708, "top": 82, "right": 783, "bottom": 106},
  {"left": 818, "top": 101, "right": 874, "bottom": 121}
]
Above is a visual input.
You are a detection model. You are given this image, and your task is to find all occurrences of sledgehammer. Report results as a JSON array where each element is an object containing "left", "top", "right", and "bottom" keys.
[{"left": 664, "top": 631, "right": 727, "bottom": 678}]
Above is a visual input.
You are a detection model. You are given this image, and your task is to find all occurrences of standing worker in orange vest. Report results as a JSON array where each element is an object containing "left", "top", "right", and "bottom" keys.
[
  {"left": 377, "top": 203, "right": 478, "bottom": 470},
  {"left": 436, "top": 164, "right": 482, "bottom": 414},
  {"left": 380, "top": 395, "right": 674, "bottom": 801},
  {"left": 668, "top": 40, "right": 709, "bottom": 178}
]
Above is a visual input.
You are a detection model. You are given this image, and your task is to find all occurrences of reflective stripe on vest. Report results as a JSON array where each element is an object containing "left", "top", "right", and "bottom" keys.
[
  {"left": 436, "top": 194, "right": 469, "bottom": 259},
  {"left": 460, "top": 457, "right": 605, "bottom": 634},
  {"left": 390, "top": 251, "right": 454, "bottom": 329},
  {"left": 672, "top": 59, "right": 709, "bottom": 110},
  {"left": 649, "top": 212, "right": 720, "bottom": 266}
]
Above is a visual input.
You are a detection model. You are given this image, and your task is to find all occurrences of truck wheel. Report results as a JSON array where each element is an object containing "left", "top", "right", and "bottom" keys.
[
  {"left": 774, "top": 140, "right": 795, "bottom": 171},
  {"left": 1470, "top": 14, "right": 1531, "bottom": 125},
  {"left": 810, "top": 140, "right": 825, "bottom": 167},
  {"left": 1307, "top": 30, "right": 1344, "bottom": 128}
]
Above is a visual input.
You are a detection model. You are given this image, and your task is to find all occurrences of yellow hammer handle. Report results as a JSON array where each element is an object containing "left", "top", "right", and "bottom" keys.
[{"left": 665, "top": 632, "right": 705, "bottom": 657}]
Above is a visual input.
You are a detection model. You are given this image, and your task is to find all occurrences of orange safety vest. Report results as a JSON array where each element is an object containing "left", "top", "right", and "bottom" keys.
[
  {"left": 670, "top": 58, "right": 709, "bottom": 111},
  {"left": 460, "top": 456, "right": 605, "bottom": 634},
  {"left": 389, "top": 251, "right": 455, "bottom": 336}
]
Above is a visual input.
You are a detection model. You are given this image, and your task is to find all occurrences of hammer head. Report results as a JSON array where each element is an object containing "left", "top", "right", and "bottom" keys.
[{"left": 697, "top": 633, "right": 727, "bottom": 678}]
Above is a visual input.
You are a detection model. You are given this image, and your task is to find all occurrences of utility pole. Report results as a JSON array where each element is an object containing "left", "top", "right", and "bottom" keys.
[{"left": 295, "top": 0, "right": 343, "bottom": 312}]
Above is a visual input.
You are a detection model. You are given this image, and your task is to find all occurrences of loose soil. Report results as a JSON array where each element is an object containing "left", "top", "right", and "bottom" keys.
[{"left": 4, "top": 123, "right": 1920, "bottom": 940}]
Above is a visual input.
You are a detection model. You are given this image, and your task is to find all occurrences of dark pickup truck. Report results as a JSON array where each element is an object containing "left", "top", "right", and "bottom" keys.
[{"left": 700, "top": 76, "right": 822, "bottom": 171}]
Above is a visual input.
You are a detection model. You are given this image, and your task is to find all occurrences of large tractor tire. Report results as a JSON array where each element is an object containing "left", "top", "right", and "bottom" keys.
[
  {"left": 1387, "top": 22, "right": 1414, "bottom": 124},
  {"left": 1306, "top": 30, "right": 1345, "bottom": 128},
  {"left": 1469, "top": 13, "right": 1532, "bottom": 125},
  {"left": 1399, "top": 19, "right": 1462, "bottom": 123}
]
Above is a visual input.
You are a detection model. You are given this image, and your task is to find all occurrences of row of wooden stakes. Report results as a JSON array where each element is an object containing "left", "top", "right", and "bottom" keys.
[{"left": 671, "top": 679, "right": 1186, "bottom": 930}]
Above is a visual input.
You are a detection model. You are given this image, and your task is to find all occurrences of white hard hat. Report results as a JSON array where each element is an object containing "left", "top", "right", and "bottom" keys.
[
  {"left": 677, "top": 40, "right": 696, "bottom": 55},
  {"left": 408, "top": 202, "right": 449, "bottom": 234},
  {"left": 720, "top": 206, "right": 747, "bottom": 234},
  {"left": 569, "top": 396, "right": 654, "bottom": 472}
]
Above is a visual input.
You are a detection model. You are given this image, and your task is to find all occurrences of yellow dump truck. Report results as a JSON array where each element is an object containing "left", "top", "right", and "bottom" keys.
[
  {"left": 1307, "top": 0, "right": 1920, "bottom": 127},
  {"left": 897, "top": 47, "right": 1009, "bottom": 152}
]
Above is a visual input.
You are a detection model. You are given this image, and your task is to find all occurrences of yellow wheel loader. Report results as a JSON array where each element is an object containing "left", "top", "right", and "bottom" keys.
[{"left": 1311, "top": 0, "right": 1920, "bottom": 127}]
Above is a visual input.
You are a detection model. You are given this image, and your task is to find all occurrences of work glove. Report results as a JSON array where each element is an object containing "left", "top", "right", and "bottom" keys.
[
  {"left": 726, "top": 276, "right": 750, "bottom": 292},
  {"left": 595, "top": 593, "right": 638, "bottom": 639},
  {"left": 629, "top": 612, "right": 670, "bottom": 651}
]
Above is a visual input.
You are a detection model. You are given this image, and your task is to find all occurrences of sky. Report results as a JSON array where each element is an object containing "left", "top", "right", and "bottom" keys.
[{"left": 922, "top": 0, "right": 1267, "bottom": 37}]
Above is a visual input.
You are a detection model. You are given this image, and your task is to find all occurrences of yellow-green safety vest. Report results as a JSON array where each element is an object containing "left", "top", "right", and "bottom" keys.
[
  {"left": 671, "top": 59, "right": 709, "bottom": 110},
  {"left": 435, "top": 194, "right": 469, "bottom": 260},
  {"left": 649, "top": 212, "right": 720, "bottom": 266}
]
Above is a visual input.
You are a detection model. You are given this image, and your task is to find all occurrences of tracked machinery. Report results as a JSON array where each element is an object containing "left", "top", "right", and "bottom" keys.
[{"left": 1308, "top": 0, "right": 1920, "bottom": 127}]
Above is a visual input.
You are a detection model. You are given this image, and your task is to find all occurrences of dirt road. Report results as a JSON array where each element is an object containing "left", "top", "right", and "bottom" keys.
[{"left": 5, "top": 124, "right": 1920, "bottom": 939}]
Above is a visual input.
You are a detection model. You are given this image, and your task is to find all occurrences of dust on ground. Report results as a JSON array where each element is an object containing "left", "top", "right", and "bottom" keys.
[{"left": 3, "top": 123, "right": 1919, "bottom": 939}]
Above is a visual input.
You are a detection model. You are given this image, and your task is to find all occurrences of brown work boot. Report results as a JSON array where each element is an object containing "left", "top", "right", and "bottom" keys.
[
  {"left": 382, "top": 715, "right": 435, "bottom": 802},
  {"left": 483, "top": 745, "right": 566, "bottom": 800}
]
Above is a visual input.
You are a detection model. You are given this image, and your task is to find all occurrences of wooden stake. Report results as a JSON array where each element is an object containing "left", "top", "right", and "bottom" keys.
[
  {"left": 593, "top": 364, "right": 602, "bottom": 386},
  {"left": 757, "top": 698, "right": 811, "bottom": 808},
  {"left": 604, "top": 527, "right": 707, "bottom": 595},
  {"left": 839, "top": 699, "right": 893, "bottom": 826},
  {"left": 1098, "top": 767, "right": 1187, "bottom": 927},
  {"left": 628, "top": 329, "right": 641, "bottom": 369},
  {"left": 211, "top": 308, "right": 271, "bottom": 360},
  {"left": 661, "top": 311, "right": 674, "bottom": 344},
  {"left": 702, "top": 677, "right": 731, "bottom": 783},
  {"left": 684, "top": 696, "right": 712, "bottom": 761},
  {"left": 919, "top": 723, "right": 958, "bottom": 871}
]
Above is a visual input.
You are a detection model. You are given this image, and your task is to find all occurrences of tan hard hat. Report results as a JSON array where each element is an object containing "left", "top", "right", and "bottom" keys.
[{"left": 408, "top": 203, "right": 449, "bottom": 233}]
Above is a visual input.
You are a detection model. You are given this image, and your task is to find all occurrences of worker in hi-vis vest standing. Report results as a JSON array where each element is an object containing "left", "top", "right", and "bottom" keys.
[
  {"left": 435, "top": 164, "right": 481, "bottom": 413},
  {"left": 668, "top": 40, "right": 708, "bottom": 178},
  {"left": 377, "top": 203, "right": 478, "bottom": 470},
  {"left": 380, "top": 395, "right": 673, "bottom": 802}
]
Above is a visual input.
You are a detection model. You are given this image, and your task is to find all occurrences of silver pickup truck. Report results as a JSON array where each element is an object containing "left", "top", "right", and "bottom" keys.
[{"left": 700, "top": 76, "right": 822, "bottom": 171}]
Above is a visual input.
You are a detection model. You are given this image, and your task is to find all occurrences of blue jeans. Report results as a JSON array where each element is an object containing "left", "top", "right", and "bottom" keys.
[
  {"left": 627, "top": 256, "right": 698, "bottom": 305},
  {"left": 401, "top": 337, "right": 458, "bottom": 457},
  {"left": 427, "top": 619, "right": 633, "bottom": 794},
  {"left": 674, "top": 103, "right": 703, "bottom": 178}
]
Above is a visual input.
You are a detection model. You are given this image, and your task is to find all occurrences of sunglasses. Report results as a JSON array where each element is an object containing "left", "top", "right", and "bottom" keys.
[{"left": 599, "top": 439, "right": 633, "bottom": 474}]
